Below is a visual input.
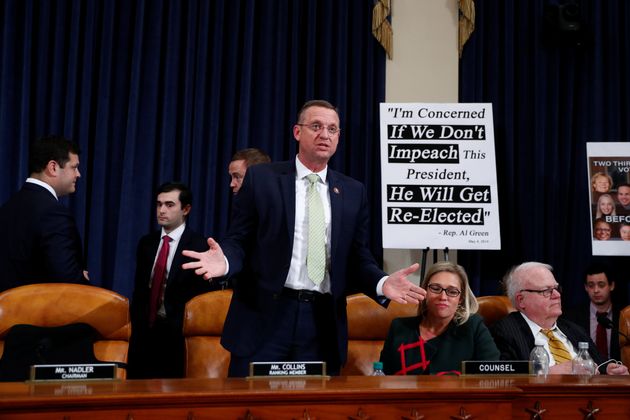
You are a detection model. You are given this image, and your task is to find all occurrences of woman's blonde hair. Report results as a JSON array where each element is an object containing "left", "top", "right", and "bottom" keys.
[
  {"left": 418, "top": 261, "right": 478, "bottom": 325},
  {"left": 595, "top": 193, "right": 617, "bottom": 218}
]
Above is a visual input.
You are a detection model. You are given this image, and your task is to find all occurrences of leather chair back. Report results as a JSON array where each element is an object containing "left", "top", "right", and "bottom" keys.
[
  {"left": 179, "top": 291, "right": 512, "bottom": 377},
  {"left": 0, "top": 283, "right": 131, "bottom": 379},
  {"left": 620, "top": 305, "right": 630, "bottom": 367},
  {"left": 476, "top": 295, "right": 516, "bottom": 327},
  {"left": 342, "top": 293, "right": 417, "bottom": 376},
  {"left": 183, "top": 289, "right": 232, "bottom": 378}
]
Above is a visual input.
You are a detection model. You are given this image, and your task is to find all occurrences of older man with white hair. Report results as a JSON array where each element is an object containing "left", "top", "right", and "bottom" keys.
[{"left": 491, "top": 262, "right": 627, "bottom": 375}]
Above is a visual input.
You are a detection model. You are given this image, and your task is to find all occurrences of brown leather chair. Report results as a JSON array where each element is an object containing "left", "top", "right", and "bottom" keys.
[
  {"left": 0, "top": 283, "right": 131, "bottom": 379},
  {"left": 476, "top": 295, "right": 516, "bottom": 328},
  {"left": 342, "top": 293, "right": 417, "bottom": 376},
  {"left": 183, "top": 289, "right": 232, "bottom": 378},
  {"left": 620, "top": 305, "right": 630, "bottom": 367}
]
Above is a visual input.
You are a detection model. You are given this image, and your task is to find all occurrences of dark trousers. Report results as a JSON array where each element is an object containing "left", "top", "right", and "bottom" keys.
[
  {"left": 128, "top": 317, "right": 184, "bottom": 379},
  {"left": 228, "top": 290, "right": 339, "bottom": 377}
]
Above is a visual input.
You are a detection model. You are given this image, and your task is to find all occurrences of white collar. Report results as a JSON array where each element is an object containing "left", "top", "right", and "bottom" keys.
[
  {"left": 161, "top": 223, "right": 186, "bottom": 242},
  {"left": 295, "top": 155, "right": 327, "bottom": 182},
  {"left": 26, "top": 178, "right": 57, "bottom": 200}
]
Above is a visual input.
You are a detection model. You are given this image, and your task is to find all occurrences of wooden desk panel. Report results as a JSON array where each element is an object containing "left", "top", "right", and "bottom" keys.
[{"left": 0, "top": 376, "right": 628, "bottom": 419}]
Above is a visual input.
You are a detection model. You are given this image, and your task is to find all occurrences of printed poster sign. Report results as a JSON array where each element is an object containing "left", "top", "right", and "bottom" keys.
[
  {"left": 586, "top": 142, "right": 630, "bottom": 256},
  {"left": 380, "top": 103, "right": 501, "bottom": 250}
]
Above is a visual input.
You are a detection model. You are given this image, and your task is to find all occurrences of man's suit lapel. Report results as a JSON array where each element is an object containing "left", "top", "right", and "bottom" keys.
[
  {"left": 511, "top": 313, "right": 536, "bottom": 359},
  {"left": 328, "top": 170, "right": 343, "bottom": 260},
  {"left": 612, "top": 307, "right": 620, "bottom": 359},
  {"left": 168, "top": 228, "right": 189, "bottom": 285},
  {"left": 279, "top": 162, "right": 296, "bottom": 243}
]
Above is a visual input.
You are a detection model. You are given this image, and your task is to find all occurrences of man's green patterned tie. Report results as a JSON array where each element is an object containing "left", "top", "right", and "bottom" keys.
[{"left": 306, "top": 174, "right": 325, "bottom": 285}]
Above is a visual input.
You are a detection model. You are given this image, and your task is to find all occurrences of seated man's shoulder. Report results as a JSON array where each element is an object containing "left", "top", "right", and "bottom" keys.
[{"left": 490, "top": 312, "right": 519, "bottom": 332}]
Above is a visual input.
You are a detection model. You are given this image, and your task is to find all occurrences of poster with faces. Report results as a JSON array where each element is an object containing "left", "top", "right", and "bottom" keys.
[
  {"left": 587, "top": 142, "right": 630, "bottom": 255},
  {"left": 379, "top": 103, "right": 501, "bottom": 250}
]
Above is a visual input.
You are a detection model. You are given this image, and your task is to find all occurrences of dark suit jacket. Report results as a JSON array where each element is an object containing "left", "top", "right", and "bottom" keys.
[
  {"left": 491, "top": 311, "right": 609, "bottom": 373},
  {"left": 131, "top": 225, "right": 218, "bottom": 331},
  {"left": 220, "top": 160, "right": 387, "bottom": 365},
  {"left": 380, "top": 314, "right": 500, "bottom": 375},
  {"left": 563, "top": 303, "right": 621, "bottom": 360},
  {"left": 0, "top": 182, "right": 88, "bottom": 292}
]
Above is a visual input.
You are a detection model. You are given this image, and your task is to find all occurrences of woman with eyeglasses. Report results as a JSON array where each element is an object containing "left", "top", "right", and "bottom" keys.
[{"left": 379, "top": 261, "right": 499, "bottom": 375}]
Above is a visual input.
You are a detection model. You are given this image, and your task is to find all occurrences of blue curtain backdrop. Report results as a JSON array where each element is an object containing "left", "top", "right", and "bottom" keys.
[
  {"left": 0, "top": 0, "right": 386, "bottom": 298},
  {"left": 459, "top": 0, "right": 630, "bottom": 305}
]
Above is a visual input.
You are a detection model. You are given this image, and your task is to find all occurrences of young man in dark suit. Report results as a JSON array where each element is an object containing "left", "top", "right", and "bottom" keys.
[
  {"left": 564, "top": 262, "right": 621, "bottom": 361},
  {"left": 0, "top": 135, "right": 89, "bottom": 292},
  {"left": 183, "top": 100, "right": 426, "bottom": 376},
  {"left": 128, "top": 182, "right": 220, "bottom": 378},
  {"left": 491, "top": 262, "right": 627, "bottom": 375}
]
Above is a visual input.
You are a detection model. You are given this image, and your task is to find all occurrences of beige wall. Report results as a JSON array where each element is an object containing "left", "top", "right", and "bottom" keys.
[{"left": 382, "top": 0, "right": 459, "bottom": 281}]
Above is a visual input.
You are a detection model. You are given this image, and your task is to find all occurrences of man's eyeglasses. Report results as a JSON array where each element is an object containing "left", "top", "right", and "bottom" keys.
[
  {"left": 297, "top": 123, "right": 340, "bottom": 135},
  {"left": 519, "top": 285, "right": 562, "bottom": 298},
  {"left": 427, "top": 283, "right": 461, "bottom": 298}
]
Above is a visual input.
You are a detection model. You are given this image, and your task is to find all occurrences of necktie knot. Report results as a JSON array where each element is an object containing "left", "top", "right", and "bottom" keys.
[
  {"left": 596, "top": 311, "right": 608, "bottom": 317},
  {"left": 306, "top": 173, "right": 320, "bottom": 185}
]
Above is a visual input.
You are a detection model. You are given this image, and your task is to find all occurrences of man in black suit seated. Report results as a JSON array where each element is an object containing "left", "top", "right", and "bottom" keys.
[
  {"left": 128, "top": 182, "right": 221, "bottom": 378},
  {"left": 0, "top": 135, "right": 89, "bottom": 292},
  {"left": 564, "top": 262, "right": 621, "bottom": 361},
  {"left": 491, "top": 261, "right": 627, "bottom": 375}
]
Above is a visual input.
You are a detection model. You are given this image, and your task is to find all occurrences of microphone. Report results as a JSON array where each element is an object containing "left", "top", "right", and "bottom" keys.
[
  {"left": 597, "top": 314, "right": 630, "bottom": 341},
  {"left": 597, "top": 314, "right": 614, "bottom": 329}
]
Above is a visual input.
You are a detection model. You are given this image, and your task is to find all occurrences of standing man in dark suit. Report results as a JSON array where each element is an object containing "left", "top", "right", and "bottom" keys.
[
  {"left": 491, "top": 262, "right": 627, "bottom": 375},
  {"left": 129, "top": 182, "right": 220, "bottom": 378},
  {"left": 183, "top": 100, "right": 426, "bottom": 376},
  {"left": 564, "top": 262, "right": 621, "bottom": 361},
  {"left": 0, "top": 135, "right": 89, "bottom": 292}
]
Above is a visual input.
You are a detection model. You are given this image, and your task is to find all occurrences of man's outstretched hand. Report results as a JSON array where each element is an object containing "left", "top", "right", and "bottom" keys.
[
  {"left": 382, "top": 263, "right": 426, "bottom": 304},
  {"left": 182, "top": 237, "right": 227, "bottom": 281}
]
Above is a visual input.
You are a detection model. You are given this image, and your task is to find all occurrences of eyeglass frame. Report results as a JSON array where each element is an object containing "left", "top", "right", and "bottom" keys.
[
  {"left": 519, "top": 285, "right": 562, "bottom": 298},
  {"left": 296, "top": 123, "right": 341, "bottom": 135},
  {"left": 426, "top": 283, "right": 461, "bottom": 298}
]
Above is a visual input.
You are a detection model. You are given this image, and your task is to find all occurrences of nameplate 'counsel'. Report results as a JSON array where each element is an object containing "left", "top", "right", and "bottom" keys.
[{"left": 461, "top": 361, "right": 531, "bottom": 375}]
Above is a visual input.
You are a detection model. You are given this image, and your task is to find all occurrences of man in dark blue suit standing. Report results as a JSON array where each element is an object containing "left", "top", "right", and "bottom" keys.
[
  {"left": 128, "top": 182, "right": 221, "bottom": 378},
  {"left": 184, "top": 100, "right": 426, "bottom": 376},
  {"left": 0, "top": 135, "right": 89, "bottom": 292}
]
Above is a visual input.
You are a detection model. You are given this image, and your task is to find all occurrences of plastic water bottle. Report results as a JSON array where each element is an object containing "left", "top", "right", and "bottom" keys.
[
  {"left": 529, "top": 340, "right": 549, "bottom": 376},
  {"left": 372, "top": 361, "right": 385, "bottom": 376},
  {"left": 572, "top": 342, "right": 596, "bottom": 377}
]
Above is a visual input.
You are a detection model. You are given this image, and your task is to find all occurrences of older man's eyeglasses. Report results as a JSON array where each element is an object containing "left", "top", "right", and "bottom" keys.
[
  {"left": 520, "top": 285, "right": 562, "bottom": 298},
  {"left": 427, "top": 284, "right": 461, "bottom": 298},
  {"left": 297, "top": 123, "right": 340, "bottom": 135}
]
